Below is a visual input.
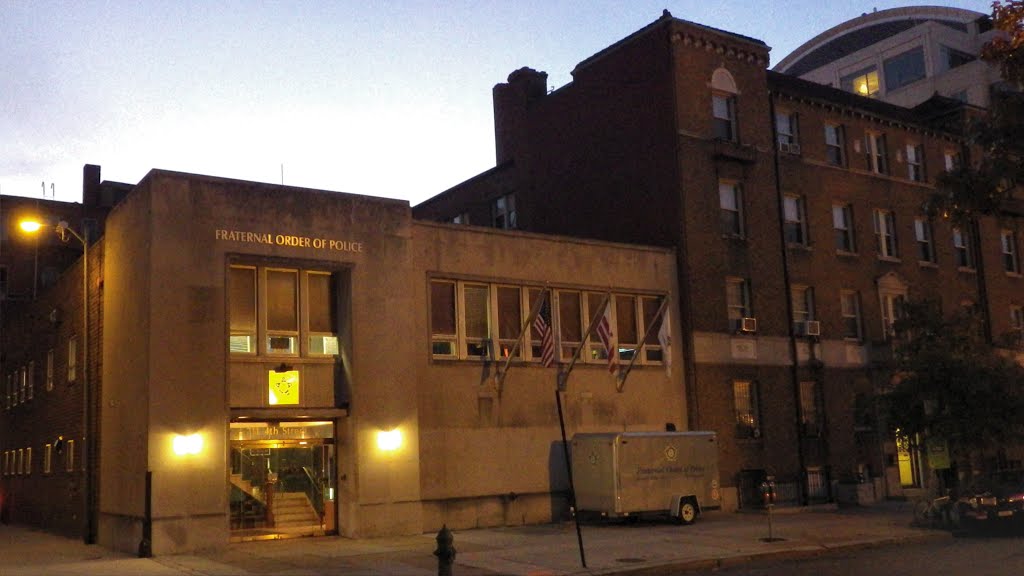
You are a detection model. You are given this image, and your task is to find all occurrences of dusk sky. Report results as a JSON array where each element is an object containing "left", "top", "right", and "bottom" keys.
[{"left": 2, "top": 1, "right": 994, "bottom": 206}]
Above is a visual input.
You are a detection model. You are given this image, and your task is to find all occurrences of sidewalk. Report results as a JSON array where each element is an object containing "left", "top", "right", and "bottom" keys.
[{"left": 0, "top": 502, "right": 949, "bottom": 576}]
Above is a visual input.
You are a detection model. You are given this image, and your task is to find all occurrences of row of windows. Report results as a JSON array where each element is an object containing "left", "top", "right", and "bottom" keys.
[
  {"left": 430, "top": 279, "right": 667, "bottom": 365},
  {"left": 228, "top": 266, "right": 339, "bottom": 357},
  {"left": 838, "top": 44, "right": 974, "bottom": 99},
  {"left": 1, "top": 440, "right": 75, "bottom": 476},
  {"left": 722, "top": 183, "right": 1021, "bottom": 274},
  {"left": 773, "top": 112, "right": 962, "bottom": 183},
  {"left": 5, "top": 346, "right": 69, "bottom": 410},
  {"left": 730, "top": 278, "right": 1024, "bottom": 342},
  {"left": 732, "top": 379, "right": 823, "bottom": 440}
]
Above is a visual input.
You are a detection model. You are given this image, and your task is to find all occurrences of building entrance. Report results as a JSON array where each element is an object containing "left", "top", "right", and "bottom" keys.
[{"left": 229, "top": 420, "right": 337, "bottom": 541}]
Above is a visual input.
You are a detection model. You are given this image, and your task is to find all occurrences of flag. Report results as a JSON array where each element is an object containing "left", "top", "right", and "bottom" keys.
[
  {"left": 596, "top": 300, "right": 619, "bottom": 374},
  {"left": 658, "top": 307, "right": 672, "bottom": 378},
  {"left": 533, "top": 293, "right": 555, "bottom": 367}
]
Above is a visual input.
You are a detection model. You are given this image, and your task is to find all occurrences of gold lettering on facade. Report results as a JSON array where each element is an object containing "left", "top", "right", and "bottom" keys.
[{"left": 214, "top": 229, "right": 363, "bottom": 253}]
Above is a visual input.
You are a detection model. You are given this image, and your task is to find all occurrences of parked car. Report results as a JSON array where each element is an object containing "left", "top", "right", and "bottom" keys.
[{"left": 952, "top": 470, "right": 1024, "bottom": 526}]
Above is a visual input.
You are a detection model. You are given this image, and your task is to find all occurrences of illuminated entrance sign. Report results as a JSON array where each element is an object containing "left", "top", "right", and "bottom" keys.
[
  {"left": 214, "top": 229, "right": 364, "bottom": 253},
  {"left": 268, "top": 370, "right": 300, "bottom": 405}
]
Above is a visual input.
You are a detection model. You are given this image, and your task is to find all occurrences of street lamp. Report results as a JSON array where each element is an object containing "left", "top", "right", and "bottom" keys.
[{"left": 18, "top": 218, "right": 95, "bottom": 545}]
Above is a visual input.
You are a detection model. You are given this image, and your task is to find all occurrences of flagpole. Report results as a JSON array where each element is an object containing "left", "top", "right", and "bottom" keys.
[
  {"left": 557, "top": 292, "right": 610, "bottom": 391},
  {"left": 615, "top": 297, "right": 670, "bottom": 392},
  {"left": 556, "top": 383, "right": 587, "bottom": 568}
]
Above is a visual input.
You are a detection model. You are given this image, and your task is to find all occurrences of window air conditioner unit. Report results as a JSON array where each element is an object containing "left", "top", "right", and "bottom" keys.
[
  {"left": 804, "top": 320, "right": 821, "bottom": 336},
  {"left": 740, "top": 317, "right": 758, "bottom": 333},
  {"left": 778, "top": 142, "right": 791, "bottom": 154},
  {"left": 788, "top": 143, "right": 801, "bottom": 155}
]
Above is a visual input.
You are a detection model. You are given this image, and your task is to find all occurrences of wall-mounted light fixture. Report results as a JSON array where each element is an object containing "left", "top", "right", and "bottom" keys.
[
  {"left": 172, "top": 433, "right": 204, "bottom": 456},
  {"left": 376, "top": 429, "right": 402, "bottom": 451}
]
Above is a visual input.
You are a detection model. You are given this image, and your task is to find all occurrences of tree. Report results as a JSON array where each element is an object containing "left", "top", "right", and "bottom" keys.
[
  {"left": 927, "top": 1, "right": 1024, "bottom": 224},
  {"left": 880, "top": 300, "right": 1024, "bottom": 471}
]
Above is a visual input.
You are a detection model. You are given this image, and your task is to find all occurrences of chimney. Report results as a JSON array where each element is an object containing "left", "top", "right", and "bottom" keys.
[
  {"left": 493, "top": 67, "right": 548, "bottom": 164},
  {"left": 82, "top": 164, "right": 101, "bottom": 207}
]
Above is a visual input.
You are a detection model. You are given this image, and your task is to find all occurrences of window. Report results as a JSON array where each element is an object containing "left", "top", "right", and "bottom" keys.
[
  {"left": 791, "top": 285, "right": 815, "bottom": 333},
  {"left": 1002, "top": 230, "right": 1020, "bottom": 274},
  {"left": 451, "top": 213, "right": 469, "bottom": 225},
  {"left": 944, "top": 150, "right": 961, "bottom": 172},
  {"left": 865, "top": 132, "right": 888, "bottom": 174},
  {"left": 783, "top": 195, "right": 807, "bottom": 245},
  {"left": 67, "top": 336, "right": 78, "bottom": 383},
  {"left": 44, "top": 444, "right": 52, "bottom": 474},
  {"left": 874, "top": 209, "right": 898, "bottom": 258},
  {"left": 733, "top": 380, "right": 761, "bottom": 439},
  {"left": 833, "top": 204, "right": 855, "bottom": 252},
  {"left": 428, "top": 279, "right": 666, "bottom": 366},
  {"left": 712, "top": 93, "right": 737, "bottom": 141},
  {"left": 26, "top": 362, "right": 33, "bottom": 401},
  {"left": 953, "top": 226, "right": 974, "bottom": 269},
  {"left": 939, "top": 44, "right": 975, "bottom": 71},
  {"left": 906, "top": 143, "right": 925, "bottom": 182},
  {"left": 883, "top": 47, "right": 926, "bottom": 90},
  {"left": 824, "top": 124, "right": 845, "bottom": 166},
  {"left": 19, "top": 366, "right": 26, "bottom": 404},
  {"left": 46, "top": 349, "right": 54, "bottom": 392},
  {"left": 915, "top": 218, "right": 935, "bottom": 263},
  {"left": 800, "top": 381, "right": 822, "bottom": 437},
  {"left": 726, "top": 278, "right": 751, "bottom": 331},
  {"left": 17, "top": 449, "right": 23, "bottom": 476},
  {"left": 24, "top": 447, "right": 31, "bottom": 476},
  {"left": 881, "top": 293, "right": 906, "bottom": 338},
  {"left": 719, "top": 181, "right": 744, "bottom": 237},
  {"left": 776, "top": 110, "right": 799, "bottom": 148},
  {"left": 65, "top": 439, "right": 75, "bottom": 472},
  {"left": 841, "top": 66, "right": 879, "bottom": 97},
  {"left": 641, "top": 296, "right": 667, "bottom": 363},
  {"left": 492, "top": 194, "right": 517, "bottom": 229},
  {"left": 841, "top": 290, "right": 862, "bottom": 340},
  {"left": 229, "top": 265, "right": 340, "bottom": 357},
  {"left": 1011, "top": 306, "right": 1024, "bottom": 341}
]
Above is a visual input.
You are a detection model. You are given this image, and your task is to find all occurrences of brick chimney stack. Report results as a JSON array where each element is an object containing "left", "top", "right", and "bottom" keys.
[{"left": 492, "top": 67, "right": 548, "bottom": 165}]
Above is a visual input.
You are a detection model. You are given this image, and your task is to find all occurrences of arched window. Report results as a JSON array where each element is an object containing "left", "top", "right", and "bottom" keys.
[{"left": 710, "top": 68, "right": 738, "bottom": 141}]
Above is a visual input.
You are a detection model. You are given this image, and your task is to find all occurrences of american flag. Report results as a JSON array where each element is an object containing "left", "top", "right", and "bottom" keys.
[
  {"left": 596, "top": 301, "right": 619, "bottom": 374},
  {"left": 534, "top": 293, "right": 555, "bottom": 367}
]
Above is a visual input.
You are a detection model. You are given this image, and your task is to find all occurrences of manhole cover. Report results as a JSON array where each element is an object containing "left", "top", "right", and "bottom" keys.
[{"left": 616, "top": 558, "right": 647, "bottom": 563}]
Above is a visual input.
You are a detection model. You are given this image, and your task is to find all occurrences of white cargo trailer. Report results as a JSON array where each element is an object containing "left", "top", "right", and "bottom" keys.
[{"left": 571, "top": 431, "right": 720, "bottom": 524}]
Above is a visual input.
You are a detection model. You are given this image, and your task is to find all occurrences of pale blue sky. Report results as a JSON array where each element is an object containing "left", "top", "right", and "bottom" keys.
[{"left": 1, "top": 1, "right": 993, "bottom": 205}]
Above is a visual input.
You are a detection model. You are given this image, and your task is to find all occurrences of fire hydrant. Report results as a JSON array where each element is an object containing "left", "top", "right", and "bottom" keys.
[{"left": 434, "top": 524, "right": 456, "bottom": 576}]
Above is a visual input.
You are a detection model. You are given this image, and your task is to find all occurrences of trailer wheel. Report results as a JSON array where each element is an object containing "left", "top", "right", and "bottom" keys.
[{"left": 678, "top": 500, "right": 697, "bottom": 525}]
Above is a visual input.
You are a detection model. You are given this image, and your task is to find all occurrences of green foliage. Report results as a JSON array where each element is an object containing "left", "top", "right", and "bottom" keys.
[{"left": 882, "top": 300, "right": 1024, "bottom": 456}]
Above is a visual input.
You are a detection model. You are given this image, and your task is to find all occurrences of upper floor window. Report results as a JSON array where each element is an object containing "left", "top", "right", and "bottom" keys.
[
  {"left": 46, "top": 349, "right": 54, "bottom": 392},
  {"left": 824, "top": 124, "right": 845, "bottom": 166},
  {"left": 865, "top": 132, "right": 888, "bottom": 174},
  {"left": 939, "top": 44, "right": 976, "bottom": 72},
  {"left": 726, "top": 277, "right": 752, "bottom": 332},
  {"left": 944, "top": 150, "right": 961, "bottom": 172},
  {"left": 840, "top": 290, "right": 862, "bottom": 340},
  {"left": 791, "top": 285, "right": 815, "bottom": 335},
  {"left": 841, "top": 66, "right": 879, "bottom": 98},
  {"left": 712, "top": 93, "right": 737, "bottom": 141},
  {"left": 67, "top": 336, "right": 78, "bottom": 383},
  {"left": 880, "top": 292, "right": 906, "bottom": 338},
  {"left": 905, "top": 143, "right": 925, "bottom": 182},
  {"left": 775, "top": 111, "right": 799, "bottom": 151},
  {"left": 833, "top": 204, "right": 855, "bottom": 253},
  {"left": 451, "top": 213, "right": 469, "bottom": 225},
  {"left": 873, "top": 209, "right": 898, "bottom": 259},
  {"left": 914, "top": 218, "right": 936, "bottom": 263},
  {"left": 719, "top": 181, "right": 744, "bottom": 237},
  {"left": 800, "top": 380, "right": 822, "bottom": 437},
  {"left": 783, "top": 195, "right": 807, "bottom": 245},
  {"left": 883, "top": 47, "right": 926, "bottom": 90},
  {"left": 229, "top": 265, "right": 340, "bottom": 357},
  {"left": 1002, "top": 230, "right": 1020, "bottom": 274},
  {"left": 1011, "top": 305, "right": 1024, "bottom": 339},
  {"left": 953, "top": 226, "right": 975, "bottom": 269},
  {"left": 492, "top": 194, "right": 517, "bottom": 229}
]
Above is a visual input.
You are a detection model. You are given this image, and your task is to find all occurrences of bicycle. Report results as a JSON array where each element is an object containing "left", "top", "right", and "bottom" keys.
[{"left": 913, "top": 494, "right": 951, "bottom": 529}]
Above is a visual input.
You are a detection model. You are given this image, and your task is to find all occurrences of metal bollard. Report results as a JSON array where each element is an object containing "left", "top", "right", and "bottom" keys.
[{"left": 434, "top": 524, "right": 456, "bottom": 576}]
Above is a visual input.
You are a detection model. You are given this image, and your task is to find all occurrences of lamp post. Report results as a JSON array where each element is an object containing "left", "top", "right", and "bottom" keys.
[{"left": 19, "top": 218, "right": 95, "bottom": 544}]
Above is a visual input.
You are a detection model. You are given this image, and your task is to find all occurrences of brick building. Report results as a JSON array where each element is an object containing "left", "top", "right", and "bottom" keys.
[{"left": 413, "top": 11, "right": 1024, "bottom": 507}]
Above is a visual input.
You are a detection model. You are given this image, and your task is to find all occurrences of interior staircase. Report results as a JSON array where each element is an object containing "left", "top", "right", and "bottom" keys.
[{"left": 273, "top": 492, "right": 321, "bottom": 528}]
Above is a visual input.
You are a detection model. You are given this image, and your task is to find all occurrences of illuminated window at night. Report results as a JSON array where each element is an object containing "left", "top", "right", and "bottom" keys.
[
  {"left": 65, "top": 439, "right": 75, "bottom": 472},
  {"left": 46, "top": 349, "right": 54, "bottom": 391},
  {"left": 43, "top": 443, "right": 52, "bottom": 474},
  {"left": 733, "top": 380, "right": 760, "bottom": 438},
  {"left": 841, "top": 67, "right": 879, "bottom": 98},
  {"left": 229, "top": 265, "right": 341, "bottom": 357},
  {"left": 67, "top": 336, "right": 77, "bottom": 383}
]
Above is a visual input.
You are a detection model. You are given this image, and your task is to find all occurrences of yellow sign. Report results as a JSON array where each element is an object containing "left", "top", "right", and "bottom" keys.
[{"left": 268, "top": 370, "right": 300, "bottom": 405}]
